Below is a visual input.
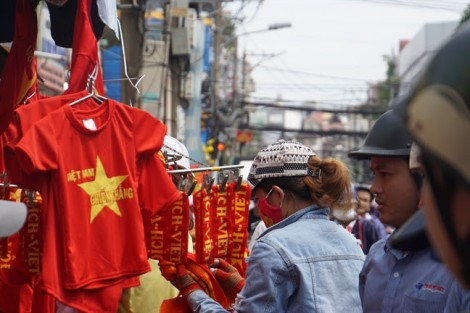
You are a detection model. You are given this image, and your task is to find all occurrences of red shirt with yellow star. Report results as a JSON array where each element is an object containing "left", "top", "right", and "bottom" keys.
[{"left": 13, "top": 98, "right": 178, "bottom": 310}]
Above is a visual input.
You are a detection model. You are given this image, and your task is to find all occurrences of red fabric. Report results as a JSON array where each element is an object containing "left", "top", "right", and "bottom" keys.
[
  {"left": 226, "top": 183, "right": 250, "bottom": 276},
  {"left": 30, "top": 284, "right": 55, "bottom": 313},
  {"left": 19, "top": 190, "right": 42, "bottom": 276},
  {"left": 2, "top": 90, "right": 90, "bottom": 188},
  {"left": 211, "top": 259, "right": 245, "bottom": 303},
  {"left": 10, "top": 98, "right": 167, "bottom": 311},
  {"left": 65, "top": 0, "right": 105, "bottom": 95},
  {"left": 211, "top": 185, "right": 232, "bottom": 259},
  {"left": 160, "top": 296, "right": 191, "bottom": 313},
  {"left": 144, "top": 191, "right": 189, "bottom": 263},
  {"left": 138, "top": 153, "right": 181, "bottom": 218},
  {"left": 0, "top": 281, "right": 33, "bottom": 313},
  {"left": 0, "top": 0, "right": 39, "bottom": 134},
  {"left": 0, "top": 188, "right": 42, "bottom": 285},
  {"left": 0, "top": 187, "right": 28, "bottom": 287},
  {"left": 184, "top": 255, "right": 228, "bottom": 305},
  {"left": 159, "top": 254, "right": 229, "bottom": 313},
  {"left": 193, "top": 188, "right": 215, "bottom": 264}
]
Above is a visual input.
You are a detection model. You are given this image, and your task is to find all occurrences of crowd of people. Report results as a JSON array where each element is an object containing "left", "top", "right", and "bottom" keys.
[
  {"left": 158, "top": 22, "right": 470, "bottom": 313},
  {"left": 1, "top": 12, "right": 469, "bottom": 313}
]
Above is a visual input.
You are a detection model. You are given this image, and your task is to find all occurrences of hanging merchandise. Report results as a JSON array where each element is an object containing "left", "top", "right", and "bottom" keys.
[
  {"left": 45, "top": 0, "right": 105, "bottom": 48},
  {"left": 193, "top": 180, "right": 215, "bottom": 265},
  {"left": 211, "top": 183, "right": 232, "bottom": 260},
  {"left": 65, "top": 0, "right": 105, "bottom": 95},
  {"left": 0, "top": 2, "right": 43, "bottom": 310},
  {"left": 160, "top": 253, "right": 230, "bottom": 312},
  {"left": 45, "top": 0, "right": 69, "bottom": 6},
  {"left": 0, "top": 187, "right": 42, "bottom": 281},
  {"left": 144, "top": 191, "right": 190, "bottom": 264},
  {"left": 0, "top": 185, "right": 44, "bottom": 313},
  {"left": 0, "top": 0, "right": 179, "bottom": 311},
  {"left": 2, "top": 90, "right": 90, "bottom": 184},
  {"left": 0, "top": 0, "right": 39, "bottom": 134},
  {"left": 191, "top": 172, "right": 250, "bottom": 275},
  {"left": 6, "top": 95, "right": 173, "bottom": 311},
  {"left": 0, "top": 0, "right": 116, "bottom": 48},
  {"left": 225, "top": 182, "right": 250, "bottom": 277},
  {"left": 0, "top": 2, "right": 15, "bottom": 43}
]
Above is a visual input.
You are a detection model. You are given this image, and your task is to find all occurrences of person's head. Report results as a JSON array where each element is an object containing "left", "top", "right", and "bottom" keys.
[
  {"left": 160, "top": 136, "right": 195, "bottom": 229},
  {"left": 355, "top": 184, "right": 373, "bottom": 216},
  {"left": 393, "top": 23, "right": 470, "bottom": 288},
  {"left": 161, "top": 136, "right": 195, "bottom": 194},
  {"left": 248, "top": 139, "right": 352, "bottom": 227},
  {"left": 331, "top": 201, "right": 357, "bottom": 228},
  {"left": 348, "top": 110, "right": 420, "bottom": 229}
]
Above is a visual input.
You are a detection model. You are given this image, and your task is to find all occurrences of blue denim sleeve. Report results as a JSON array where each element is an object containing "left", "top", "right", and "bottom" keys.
[
  {"left": 187, "top": 290, "right": 229, "bottom": 313},
  {"left": 233, "top": 240, "right": 293, "bottom": 313},
  {"left": 186, "top": 240, "right": 292, "bottom": 313}
]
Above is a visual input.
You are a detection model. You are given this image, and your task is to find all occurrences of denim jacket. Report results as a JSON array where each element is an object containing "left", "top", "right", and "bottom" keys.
[{"left": 188, "top": 205, "right": 365, "bottom": 313}]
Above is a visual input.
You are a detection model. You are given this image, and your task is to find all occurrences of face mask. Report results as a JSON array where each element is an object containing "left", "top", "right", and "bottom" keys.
[{"left": 257, "top": 188, "right": 283, "bottom": 227}]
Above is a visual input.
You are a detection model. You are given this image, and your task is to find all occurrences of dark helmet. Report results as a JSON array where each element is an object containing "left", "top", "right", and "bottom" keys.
[
  {"left": 397, "top": 23, "right": 470, "bottom": 187},
  {"left": 391, "top": 23, "right": 470, "bottom": 283},
  {"left": 348, "top": 109, "right": 412, "bottom": 159}
]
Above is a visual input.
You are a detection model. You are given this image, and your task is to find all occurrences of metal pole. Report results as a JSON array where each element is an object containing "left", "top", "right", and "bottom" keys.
[
  {"left": 167, "top": 164, "right": 245, "bottom": 174},
  {"left": 212, "top": 0, "right": 222, "bottom": 112},
  {"left": 232, "top": 36, "right": 239, "bottom": 108}
]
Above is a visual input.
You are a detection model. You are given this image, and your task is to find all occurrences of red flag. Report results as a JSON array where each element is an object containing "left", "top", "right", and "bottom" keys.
[
  {"left": 226, "top": 182, "right": 250, "bottom": 276},
  {"left": 194, "top": 188, "right": 215, "bottom": 264},
  {"left": 66, "top": 0, "right": 105, "bottom": 95},
  {"left": 211, "top": 185, "right": 232, "bottom": 259},
  {"left": 0, "top": 0, "right": 39, "bottom": 133}
]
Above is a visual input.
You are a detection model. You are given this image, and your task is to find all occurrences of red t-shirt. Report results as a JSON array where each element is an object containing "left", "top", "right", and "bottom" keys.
[
  {"left": 12, "top": 98, "right": 178, "bottom": 310},
  {"left": 65, "top": 0, "right": 105, "bottom": 95},
  {"left": 2, "top": 90, "right": 90, "bottom": 187}
]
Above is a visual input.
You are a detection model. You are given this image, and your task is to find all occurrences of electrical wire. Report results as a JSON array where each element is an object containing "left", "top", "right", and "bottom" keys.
[{"left": 346, "top": 0, "right": 468, "bottom": 11}]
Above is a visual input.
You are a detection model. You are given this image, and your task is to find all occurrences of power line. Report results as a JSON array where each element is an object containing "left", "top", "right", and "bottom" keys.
[
  {"left": 257, "top": 65, "right": 374, "bottom": 82},
  {"left": 347, "top": 0, "right": 468, "bottom": 11},
  {"left": 243, "top": 100, "right": 387, "bottom": 114},
  {"left": 243, "top": 125, "right": 370, "bottom": 137}
]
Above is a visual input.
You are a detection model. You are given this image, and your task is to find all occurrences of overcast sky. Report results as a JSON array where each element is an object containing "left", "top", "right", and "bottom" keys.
[{"left": 224, "top": 0, "right": 467, "bottom": 106}]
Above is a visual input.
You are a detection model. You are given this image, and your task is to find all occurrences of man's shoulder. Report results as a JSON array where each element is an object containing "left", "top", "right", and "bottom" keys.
[{"left": 367, "top": 238, "right": 387, "bottom": 256}]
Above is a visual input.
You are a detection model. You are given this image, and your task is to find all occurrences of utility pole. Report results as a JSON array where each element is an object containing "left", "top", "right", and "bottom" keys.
[
  {"left": 212, "top": 0, "right": 222, "bottom": 116},
  {"left": 232, "top": 36, "right": 239, "bottom": 108},
  {"left": 210, "top": 0, "right": 223, "bottom": 165},
  {"left": 241, "top": 49, "right": 247, "bottom": 106}
]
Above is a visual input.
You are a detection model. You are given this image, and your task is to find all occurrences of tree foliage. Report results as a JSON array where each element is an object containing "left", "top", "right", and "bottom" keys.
[{"left": 459, "top": 4, "right": 470, "bottom": 26}]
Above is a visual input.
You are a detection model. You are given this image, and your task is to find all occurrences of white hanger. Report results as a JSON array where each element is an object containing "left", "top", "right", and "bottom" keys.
[
  {"left": 116, "top": 18, "right": 145, "bottom": 106},
  {"left": 69, "top": 66, "right": 107, "bottom": 106}
]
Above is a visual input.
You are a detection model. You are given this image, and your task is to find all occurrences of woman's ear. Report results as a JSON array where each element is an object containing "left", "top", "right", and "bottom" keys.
[{"left": 270, "top": 185, "right": 285, "bottom": 203}]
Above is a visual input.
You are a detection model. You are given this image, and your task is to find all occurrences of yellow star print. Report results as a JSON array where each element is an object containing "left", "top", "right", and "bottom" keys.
[
  {"left": 78, "top": 156, "right": 128, "bottom": 223},
  {"left": 10, "top": 189, "right": 22, "bottom": 202}
]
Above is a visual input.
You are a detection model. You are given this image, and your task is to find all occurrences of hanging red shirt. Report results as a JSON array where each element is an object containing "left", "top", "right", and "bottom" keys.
[
  {"left": 0, "top": 0, "right": 39, "bottom": 134},
  {"left": 2, "top": 91, "right": 90, "bottom": 178},
  {"left": 11, "top": 98, "right": 174, "bottom": 310},
  {"left": 65, "top": 0, "right": 105, "bottom": 95}
]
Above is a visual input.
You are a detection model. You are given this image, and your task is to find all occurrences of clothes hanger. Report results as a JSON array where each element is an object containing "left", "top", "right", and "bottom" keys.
[
  {"left": 218, "top": 173, "right": 229, "bottom": 192},
  {"left": 117, "top": 18, "right": 143, "bottom": 99},
  {"left": 68, "top": 66, "right": 107, "bottom": 106}
]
